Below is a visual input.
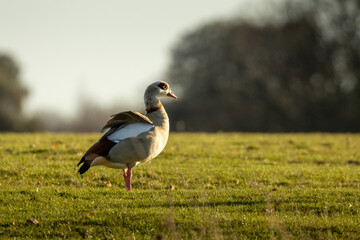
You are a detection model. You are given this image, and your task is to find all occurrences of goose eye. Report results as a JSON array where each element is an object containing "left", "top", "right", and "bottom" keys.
[{"left": 157, "top": 82, "right": 168, "bottom": 90}]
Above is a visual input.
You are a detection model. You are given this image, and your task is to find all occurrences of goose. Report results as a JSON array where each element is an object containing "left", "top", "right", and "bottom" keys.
[{"left": 77, "top": 81, "right": 177, "bottom": 191}]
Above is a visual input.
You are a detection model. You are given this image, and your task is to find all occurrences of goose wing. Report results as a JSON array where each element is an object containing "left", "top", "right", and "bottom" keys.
[{"left": 77, "top": 111, "right": 154, "bottom": 174}]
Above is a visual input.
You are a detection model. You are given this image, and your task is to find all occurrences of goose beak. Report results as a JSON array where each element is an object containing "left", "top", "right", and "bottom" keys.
[{"left": 167, "top": 91, "right": 178, "bottom": 99}]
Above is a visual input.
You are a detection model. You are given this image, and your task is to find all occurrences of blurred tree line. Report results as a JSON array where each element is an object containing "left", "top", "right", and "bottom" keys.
[
  {"left": 0, "top": 54, "right": 41, "bottom": 131},
  {"left": 165, "top": 0, "right": 360, "bottom": 132}
]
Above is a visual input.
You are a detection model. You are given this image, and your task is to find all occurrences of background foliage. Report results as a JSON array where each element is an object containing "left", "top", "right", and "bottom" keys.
[
  {"left": 165, "top": 0, "right": 360, "bottom": 132},
  {"left": 0, "top": 55, "right": 28, "bottom": 131}
]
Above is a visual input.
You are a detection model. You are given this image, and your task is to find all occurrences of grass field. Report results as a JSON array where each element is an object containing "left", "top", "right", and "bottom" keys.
[{"left": 0, "top": 133, "right": 359, "bottom": 239}]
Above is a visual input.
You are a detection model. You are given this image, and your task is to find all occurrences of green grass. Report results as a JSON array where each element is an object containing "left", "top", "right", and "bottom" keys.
[{"left": 0, "top": 133, "right": 360, "bottom": 239}]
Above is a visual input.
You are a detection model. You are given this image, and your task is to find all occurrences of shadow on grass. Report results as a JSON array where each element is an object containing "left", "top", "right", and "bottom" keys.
[
  {"left": 160, "top": 200, "right": 264, "bottom": 208},
  {"left": 108, "top": 199, "right": 265, "bottom": 209}
]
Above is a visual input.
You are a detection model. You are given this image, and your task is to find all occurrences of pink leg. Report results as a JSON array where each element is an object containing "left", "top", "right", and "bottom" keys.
[
  {"left": 125, "top": 168, "right": 132, "bottom": 191},
  {"left": 123, "top": 169, "right": 127, "bottom": 187}
]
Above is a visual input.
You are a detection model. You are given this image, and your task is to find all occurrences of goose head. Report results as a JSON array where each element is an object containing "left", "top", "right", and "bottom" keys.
[
  {"left": 144, "top": 81, "right": 177, "bottom": 113},
  {"left": 144, "top": 81, "right": 177, "bottom": 100}
]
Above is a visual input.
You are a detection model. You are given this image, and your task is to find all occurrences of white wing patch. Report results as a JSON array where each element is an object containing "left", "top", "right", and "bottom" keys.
[{"left": 107, "top": 123, "right": 153, "bottom": 143}]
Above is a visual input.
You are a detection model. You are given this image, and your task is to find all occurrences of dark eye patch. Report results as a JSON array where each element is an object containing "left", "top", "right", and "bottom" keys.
[{"left": 157, "top": 82, "right": 168, "bottom": 90}]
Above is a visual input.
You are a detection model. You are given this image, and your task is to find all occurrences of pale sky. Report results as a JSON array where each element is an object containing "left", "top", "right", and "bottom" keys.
[{"left": 0, "top": 0, "right": 262, "bottom": 117}]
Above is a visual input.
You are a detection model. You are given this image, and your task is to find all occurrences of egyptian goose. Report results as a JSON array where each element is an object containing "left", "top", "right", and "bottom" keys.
[{"left": 77, "top": 81, "right": 177, "bottom": 190}]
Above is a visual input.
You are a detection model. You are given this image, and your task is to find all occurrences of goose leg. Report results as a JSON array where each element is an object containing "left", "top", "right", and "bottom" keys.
[
  {"left": 125, "top": 168, "right": 132, "bottom": 191},
  {"left": 123, "top": 169, "right": 128, "bottom": 188}
]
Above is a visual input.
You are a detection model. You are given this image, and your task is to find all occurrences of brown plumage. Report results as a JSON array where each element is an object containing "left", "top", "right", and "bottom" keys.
[
  {"left": 100, "top": 111, "right": 153, "bottom": 132},
  {"left": 77, "top": 138, "right": 116, "bottom": 174}
]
